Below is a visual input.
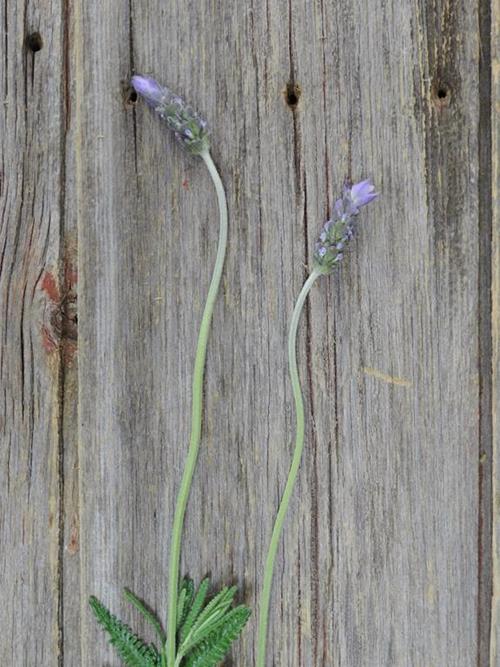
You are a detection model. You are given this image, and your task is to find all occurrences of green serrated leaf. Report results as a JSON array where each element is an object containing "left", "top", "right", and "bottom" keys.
[
  {"left": 183, "top": 606, "right": 251, "bottom": 667},
  {"left": 178, "top": 587, "right": 238, "bottom": 658},
  {"left": 177, "top": 589, "right": 188, "bottom": 632},
  {"left": 190, "top": 586, "right": 237, "bottom": 634},
  {"left": 181, "top": 604, "right": 247, "bottom": 656},
  {"left": 123, "top": 589, "right": 166, "bottom": 645},
  {"left": 177, "top": 578, "right": 195, "bottom": 630},
  {"left": 89, "top": 596, "right": 161, "bottom": 667},
  {"left": 178, "top": 578, "right": 210, "bottom": 644}
]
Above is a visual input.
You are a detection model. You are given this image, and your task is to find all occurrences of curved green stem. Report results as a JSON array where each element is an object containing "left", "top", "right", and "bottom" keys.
[
  {"left": 166, "top": 150, "right": 228, "bottom": 667},
  {"left": 256, "top": 268, "right": 321, "bottom": 667}
]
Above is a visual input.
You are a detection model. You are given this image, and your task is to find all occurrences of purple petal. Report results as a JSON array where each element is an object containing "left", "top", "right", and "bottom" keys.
[
  {"left": 131, "top": 75, "right": 165, "bottom": 107},
  {"left": 334, "top": 198, "right": 344, "bottom": 217},
  {"left": 359, "top": 192, "right": 378, "bottom": 206},
  {"left": 351, "top": 179, "right": 373, "bottom": 195},
  {"left": 350, "top": 179, "right": 379, "bottom": 208}
]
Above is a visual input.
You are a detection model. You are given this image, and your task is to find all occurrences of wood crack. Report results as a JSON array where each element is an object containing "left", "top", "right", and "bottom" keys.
[
  {"left": 56, "top": 0, "right": 74, "bottom": 660},
  {"left": 128, "top": 0, "right": 139, "bottom": 180},
  {"left": 477, "top": 0, "right": 493, "bottom": 663}
]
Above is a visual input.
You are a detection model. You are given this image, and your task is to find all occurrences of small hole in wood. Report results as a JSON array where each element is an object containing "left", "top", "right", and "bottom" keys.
[
  {"left": 124, "top": 86, "right": 138, "bottom": 107},
  {"left": 431, "top": 81, "right": 451, "bottom": 109},
  {"left": 284, "top": 82, "right": 301, "bottom": 109},
  {"left": 26, "top": 32, "right": 43, "bottom": 52}
]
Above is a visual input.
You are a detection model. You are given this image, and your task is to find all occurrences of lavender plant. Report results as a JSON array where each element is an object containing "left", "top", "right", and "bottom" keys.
[
  {"left": 90, "top": 75, "right": 250, "bottom": 667},
  {"left": 256, "top": 180, "right": 379, "bottom": 666}
]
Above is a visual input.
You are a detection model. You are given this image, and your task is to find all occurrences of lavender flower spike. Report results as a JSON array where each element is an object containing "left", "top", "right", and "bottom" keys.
[
  {"left": 313, "top": 179, "right": 379, "bottom": 274},
  {"left": 131, "top": 74, "right": 209, "bottom": 156}
]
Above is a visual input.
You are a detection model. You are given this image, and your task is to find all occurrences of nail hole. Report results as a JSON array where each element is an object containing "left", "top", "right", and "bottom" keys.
[
  {"left": 284, "top": 82, "right": 301, "bottom": 109},
  {"left": 124, "top": 85, "right": 138, "bottom": 107},
  {"left": 26, "top": 32, "right": 43, "bottom": 52},
  {"left": 431, "top": 81, "right": 451, "bottom": 109}
]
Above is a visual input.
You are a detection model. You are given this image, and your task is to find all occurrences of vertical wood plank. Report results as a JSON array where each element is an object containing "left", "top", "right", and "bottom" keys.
[
  {"left": 478, "top": 1, "right": 494, "bottom": 664},
  {"left": 76, "top": 1, "right": 146, "bottom": 664},
  {"left": 0, "top": 1, "right": 66, "bottom": 664},
  {"left": 491, "top": 0, "right": 499, "bottom": 660}
]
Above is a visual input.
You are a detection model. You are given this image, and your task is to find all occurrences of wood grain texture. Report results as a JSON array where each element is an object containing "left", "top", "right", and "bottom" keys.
[
  {"left": 0, "top": 0, "right": 70, "bottom": 664},
  {"left": 1, "top": 0, "right": 496, "bottom": 665},
  {"left": 491, "top": 0, "right": 499, "bottom": 663}
]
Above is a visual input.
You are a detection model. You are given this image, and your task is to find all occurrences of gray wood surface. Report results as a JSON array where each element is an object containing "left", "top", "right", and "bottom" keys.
[
  {"left": 491, "top": 1, "right": 499, "bottom": 663},
  {"left": 1, "top": 1, "right": 497, "bottom": 665}
]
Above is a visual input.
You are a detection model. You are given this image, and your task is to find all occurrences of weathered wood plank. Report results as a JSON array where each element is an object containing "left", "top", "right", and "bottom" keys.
[
  {"left": 312, "top": 1, "right": 481, "bottom": 664},
  {"left": 491, "top": 0, "right": 499, "bottom": 661},
  {"left": 478, "top": 1, "right": 495, "bottom": 664},
  {"left": 0, "top": 2, "right": 67, "bottom": 664}
]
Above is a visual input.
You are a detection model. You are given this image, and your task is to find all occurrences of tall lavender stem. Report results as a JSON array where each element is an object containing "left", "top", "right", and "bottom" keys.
[
  {"left": 166, "top": 149, "right": 227, "bottom": 667},
  {"left": 131, "top": 76, "right": 227, "bottom": 667},
  {"left": 256, "top": 179, "right": 378, "bottom": 666}
]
